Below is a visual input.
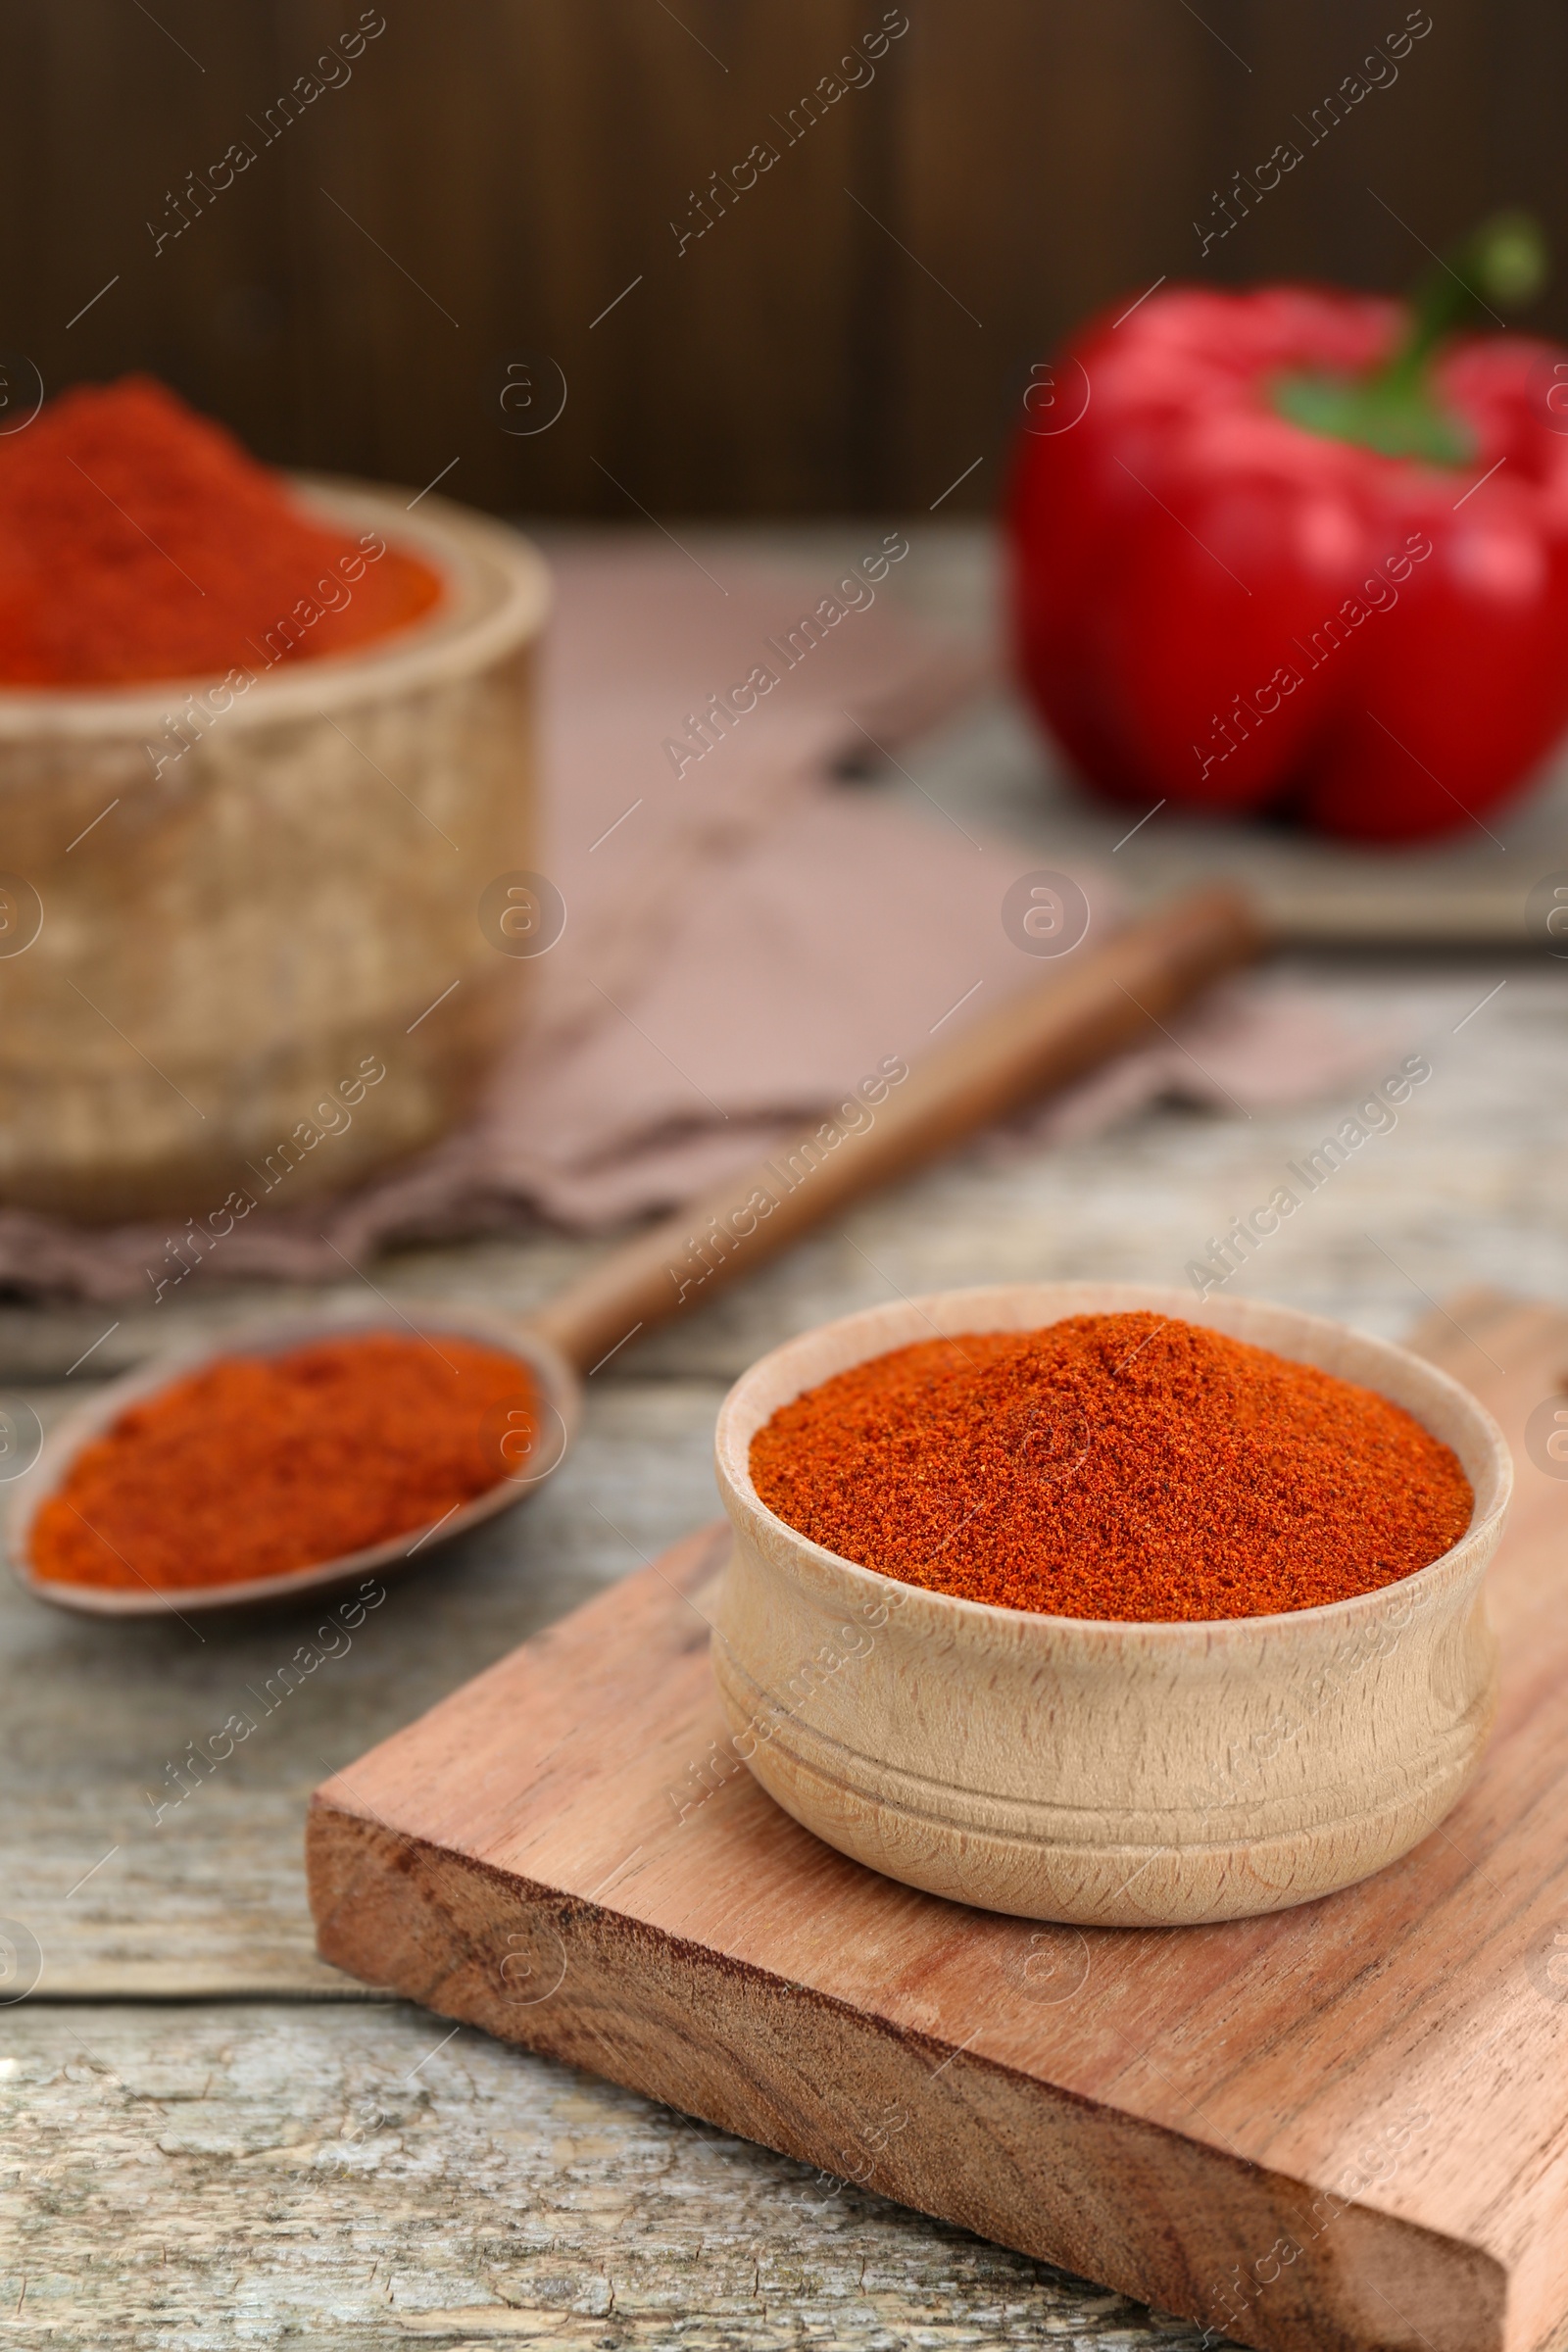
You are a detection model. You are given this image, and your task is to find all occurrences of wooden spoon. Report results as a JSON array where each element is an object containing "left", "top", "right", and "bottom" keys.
[{"left": 9, "top": 885, "right": 1263, "bottom": 1618}]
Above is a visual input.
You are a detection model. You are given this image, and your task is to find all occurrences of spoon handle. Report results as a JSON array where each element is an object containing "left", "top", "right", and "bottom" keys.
[{"left": 526, "top": 884, "right": 1265, "bottom": 1375}]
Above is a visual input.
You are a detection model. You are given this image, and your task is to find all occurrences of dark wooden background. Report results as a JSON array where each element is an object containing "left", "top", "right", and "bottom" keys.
[{"left": 4, "top": 0, "right": 1564, "bottom": 516}]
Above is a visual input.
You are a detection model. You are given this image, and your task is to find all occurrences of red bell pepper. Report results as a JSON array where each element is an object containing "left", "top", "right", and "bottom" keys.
[{"left": 1007, "top": 216, "right": 1568, "bottom": 841}]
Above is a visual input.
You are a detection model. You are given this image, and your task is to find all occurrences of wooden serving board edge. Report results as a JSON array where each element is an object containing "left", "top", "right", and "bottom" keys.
[{"left": 308, "top": 1539, "right": 1505, "bottom": 2352}]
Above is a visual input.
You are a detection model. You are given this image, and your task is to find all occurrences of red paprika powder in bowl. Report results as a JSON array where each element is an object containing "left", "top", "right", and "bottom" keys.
[
  {"left": 0, "top": 376, "right": 444, "bottom": 686},
  {"left": 0, "top": 375, "right": 550, "bottom": 1222},
  {"left": 711, "top": 1282, "right": 1510, "bottom": 1927}
]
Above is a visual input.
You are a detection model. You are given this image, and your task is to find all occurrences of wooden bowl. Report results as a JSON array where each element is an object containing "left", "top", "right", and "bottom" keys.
[
  {"left": 711, "top": 1282, "right": 1511, "bottom": 1927},
  {"left": 0, "top": 476, "right": 550, "bottom": 1222}
]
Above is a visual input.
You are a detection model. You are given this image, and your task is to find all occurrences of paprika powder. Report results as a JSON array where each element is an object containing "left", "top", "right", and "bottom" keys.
[
  {"left": 749, "top": 1311, "right": 1472, "bottom": 1622},
  {"left": 0, "top": 375, "right": 441, "bottom": 686},
  {"left": 30, "top": 1332, "right": 538, "bottom": 1592}
]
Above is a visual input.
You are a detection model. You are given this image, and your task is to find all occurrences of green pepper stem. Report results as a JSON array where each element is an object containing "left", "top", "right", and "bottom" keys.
[
  {"left": 1273, "top": 209, "right": 1548, "bottom": 465},
  {"left": 1375, "top": 211, "right": 1547, "bottom": 398}
]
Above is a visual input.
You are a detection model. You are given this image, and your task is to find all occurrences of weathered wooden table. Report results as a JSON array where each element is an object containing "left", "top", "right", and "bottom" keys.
[{"left": 3, "top": 530, "right": 1564, "bottom": 2349}]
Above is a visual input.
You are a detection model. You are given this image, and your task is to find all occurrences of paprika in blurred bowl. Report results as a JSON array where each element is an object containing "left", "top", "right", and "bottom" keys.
[
  {"left": 0, "top": 378, "right": 549, "bottom": 1221},
  {"left": 1008, "top": 214, "right": 1568, "bottom": 841}
]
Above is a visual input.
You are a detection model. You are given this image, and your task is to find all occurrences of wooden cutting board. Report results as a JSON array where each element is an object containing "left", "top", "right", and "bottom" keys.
[{"left": 308, "top": 1292, "right": 1568, "bottom": 2352}]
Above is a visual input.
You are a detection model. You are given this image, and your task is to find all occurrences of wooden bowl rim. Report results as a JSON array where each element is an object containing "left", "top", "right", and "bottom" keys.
[
  {"left": 6, "top": 1302, "right": 578, "bottom": 1618},
  {"left": 0, "top": 473, "right": 551, "bottom": 739},
  {"left": 714, "top": 1280, "right": 1513, "bottom": 1645}
]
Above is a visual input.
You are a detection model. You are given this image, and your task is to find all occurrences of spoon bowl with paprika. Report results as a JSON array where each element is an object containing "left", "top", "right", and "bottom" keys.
[
  {"left": 9, "top": 1305, "right": 582, "bottom": 1617},
  {"left": 712, "top": 1281, "right": 1511, "bottom": 1927},
  {"left": 7, "top": 890, "right": 1265, "bottom": 1619}
]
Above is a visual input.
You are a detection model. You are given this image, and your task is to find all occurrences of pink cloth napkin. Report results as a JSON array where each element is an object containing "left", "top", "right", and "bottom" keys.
[{"left": 0, "top": 538, "right": 1376, "bottom": 1303}]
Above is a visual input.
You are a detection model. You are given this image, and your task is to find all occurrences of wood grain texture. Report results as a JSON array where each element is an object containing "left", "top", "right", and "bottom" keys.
[
  {"left": 6, "top": 1, "right": 1568, "bottom": 516},
  {"left": 0, "top": 2001, "right": 1214, "bottom": 2349},
  {"left": 310, "top": 1292, "right": 1568, "bottom": 2352}
]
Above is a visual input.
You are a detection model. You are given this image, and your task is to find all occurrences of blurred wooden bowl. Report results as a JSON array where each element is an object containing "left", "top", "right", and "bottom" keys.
[
  {"left": 712, "top": 1282, "right": 1511, "bottom": 1927},
  {"left": 0, "top": 476, "right": 550, "bottom": 1223}
]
